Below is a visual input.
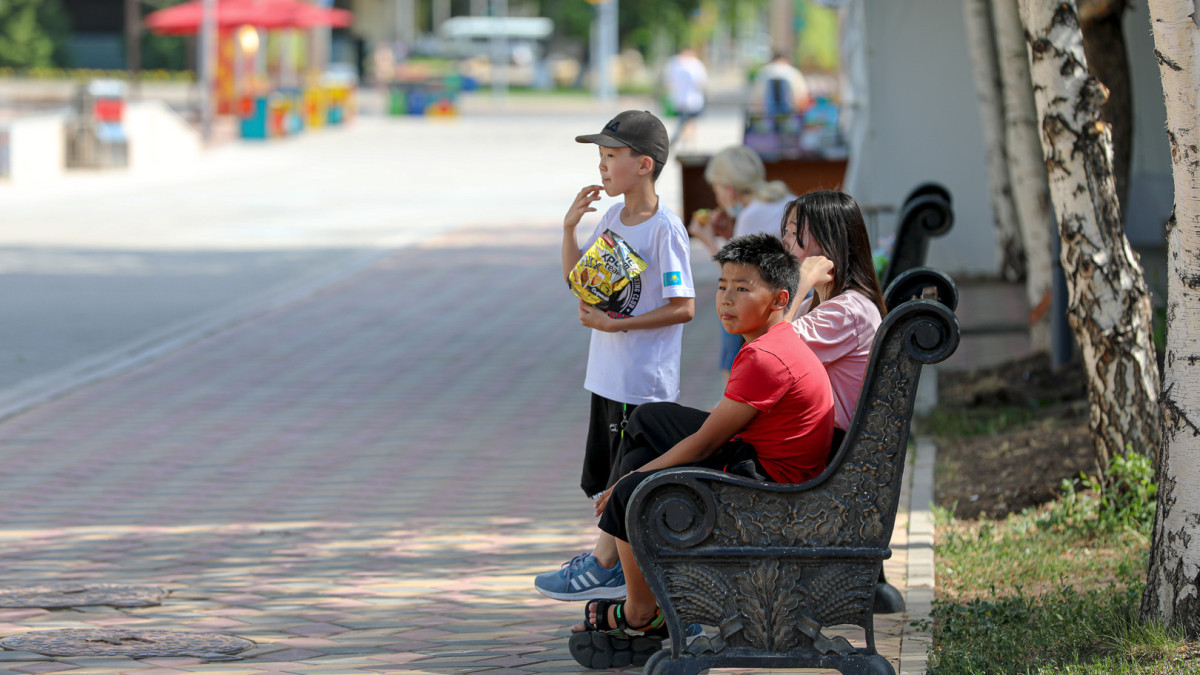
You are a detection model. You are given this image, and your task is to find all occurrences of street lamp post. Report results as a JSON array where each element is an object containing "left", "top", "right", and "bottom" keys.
[
  {"left": 588, "top": 0, "right": 618, "bottom": 101},
  {"left": 124, "top": 0, "right": 141, "bottom": 96},
  {"left": 199, "top": 0, "right": 216, "bottom": 142},
  {"left": 490, "top": 0, "right": 508, "bottom": 101}
]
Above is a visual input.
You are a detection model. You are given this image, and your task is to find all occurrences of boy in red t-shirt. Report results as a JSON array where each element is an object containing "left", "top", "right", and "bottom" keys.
[{"left": 568, "top": 233, "right": 835, "bottom": 669}]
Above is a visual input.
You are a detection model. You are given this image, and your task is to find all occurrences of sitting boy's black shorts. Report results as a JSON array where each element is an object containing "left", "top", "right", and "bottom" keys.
[
  {"left": 597, "top": 403, "right": 772, "bottom": 542},
  {"left": 598, "top": 449, "right": 773, "bottom": 543},
  {"left": 581, "top": 394, "right": 637, "bottom": 498}
]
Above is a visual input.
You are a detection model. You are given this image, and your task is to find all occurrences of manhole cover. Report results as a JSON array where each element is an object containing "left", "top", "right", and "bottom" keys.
[
  {"left": 0, "top": 629, "right": 254, "bottom": 659},
  {"left": 0, "top": 583, "right": 166, "bottom": 608}
]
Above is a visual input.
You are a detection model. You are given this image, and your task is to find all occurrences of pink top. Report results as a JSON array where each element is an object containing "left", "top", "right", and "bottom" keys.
[{"left": 791, "top": 290, "right": 882, "bottom": 430}]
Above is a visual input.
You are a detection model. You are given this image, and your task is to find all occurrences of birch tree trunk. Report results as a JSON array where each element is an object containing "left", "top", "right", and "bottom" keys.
[
  {"left": 1141, "top": 0, "right": 1200, "bottom": 639},
  {"left": 962, "top": 0, "right": 1025, "bottom": 282},
  {"left": 994, "top": 0, "right": 1055, "bottom": 354},
  {"left": 1017, "top": 0, "right": 1160, "bottom": 473}
]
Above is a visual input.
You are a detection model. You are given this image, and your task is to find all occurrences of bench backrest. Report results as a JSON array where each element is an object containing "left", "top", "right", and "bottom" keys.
[
  {"left": 881, "top": 182, "right": 954, "bottom": 289},
  {"left": 809, "top": 267, "right": 959, "bottom": 549}
]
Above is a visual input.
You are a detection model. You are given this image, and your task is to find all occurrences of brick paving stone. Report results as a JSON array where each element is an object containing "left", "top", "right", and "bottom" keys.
[{"left": 12, "top": 664, "right": 82, "bottom": 673}]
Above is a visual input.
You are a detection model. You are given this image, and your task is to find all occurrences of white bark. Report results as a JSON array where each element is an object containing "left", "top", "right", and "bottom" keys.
[
  {"left": 962, "top": 0, "right": 1025, "bottom": 283},
  {"left": 1141, "top": 0, "right": 1200, "bottom": 639},
  {"left": 1017, "top": 0, "right": 1161, "bottom": 472},
  {"left": 994, "top": 0, "right": 1055, "bottom": 354}
]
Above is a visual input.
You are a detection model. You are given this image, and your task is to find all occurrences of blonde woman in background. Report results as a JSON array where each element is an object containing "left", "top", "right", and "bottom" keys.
[{"left": 688, "top": 145, "right": 794, "bottom": 374}]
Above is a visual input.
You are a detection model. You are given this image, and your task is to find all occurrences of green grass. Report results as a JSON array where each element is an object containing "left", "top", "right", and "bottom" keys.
[
  {"left": 921, "top": 405, "right": 1040, "bottom": 439},
  {"left": 926, "top": 454, "right": 1199, "bottom": 673}
]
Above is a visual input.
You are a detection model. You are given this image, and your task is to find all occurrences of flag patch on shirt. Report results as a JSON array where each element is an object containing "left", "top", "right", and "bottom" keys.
[{"left": 664, "top": 271, "right": 683, "bottom": 287}]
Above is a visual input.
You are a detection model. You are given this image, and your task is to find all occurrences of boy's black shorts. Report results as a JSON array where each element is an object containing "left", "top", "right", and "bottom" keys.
[
  {"left": 597, "top": 402, "right": 771, "bottom": 542},
  {"left": 580, "top": 394, "right": 637, "bottom": 498}
]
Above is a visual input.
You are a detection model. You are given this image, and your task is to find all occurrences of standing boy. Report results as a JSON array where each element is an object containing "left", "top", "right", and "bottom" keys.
[{"left": 537, "top": 110, "right": 695, "bottom": 601}]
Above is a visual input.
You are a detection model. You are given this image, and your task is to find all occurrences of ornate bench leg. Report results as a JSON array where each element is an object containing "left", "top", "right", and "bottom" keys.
[
  {"left": 874, "top": 566, "right": 906, "bottom": 614},
  {"left": 642, "top": 650, "right": 706, "bottom": 675},
  {"left": 874, "top": 581, "right": 906, "bottom": 614},
  {"left": 843, "top": 653, "right": 897, "bottom": 675}
]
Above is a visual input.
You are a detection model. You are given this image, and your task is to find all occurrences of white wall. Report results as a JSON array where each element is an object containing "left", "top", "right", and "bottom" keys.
[
  {"left": 1123, "top": 0, "right": 1173, "bottom": 248},
  {"left": 846, "top": 0, "right": 997, "bottom": 277},
  {"left": 124, "top": 100, "right": 202, "bottom": 174},
  {"left": 844, "top": 0, "right": 1172, "bottom": 278},
  {"left": 7, "top": 112, "right": 67, "bottom": 185}
]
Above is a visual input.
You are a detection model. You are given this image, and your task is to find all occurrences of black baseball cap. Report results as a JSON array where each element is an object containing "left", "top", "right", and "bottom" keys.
[{"left": 575, "top": 110, "right": 669, "bottom": 165}]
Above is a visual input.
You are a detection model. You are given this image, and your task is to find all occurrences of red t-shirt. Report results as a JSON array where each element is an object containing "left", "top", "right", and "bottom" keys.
[{"left": 724, "top": 321, "right": 835, "bottom": 483}]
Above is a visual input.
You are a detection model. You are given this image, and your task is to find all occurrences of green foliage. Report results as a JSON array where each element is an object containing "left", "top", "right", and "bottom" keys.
[
  {"left": 0, "top": 0, "right": 70, "bottom": 68},
  {"left": 621, "top": 0, "right": 702, "bottom": 55},
  {"left": 1039, "top": 451, "right": 1157, "bottom": 536},
  {"left": 535, "top": 0, "right": 768, "bottom": 58},
  {"left": 0, "top": 66, "right": 192, "bottom": 81},
  {"left": 794, "top": 0, "right": 838, "bottom": 72},
  {"left": 1152, "top": 303, "right": 1167, "bottom": 355},
  {"left": 926, "top": 581, "right": 1149, "bottom": 673},
  {"left": 141, "top": 32, "right": 188, "bottom": 72},
  {"left": 926, "top": 456, "right": 1181, "bottom": 673}
]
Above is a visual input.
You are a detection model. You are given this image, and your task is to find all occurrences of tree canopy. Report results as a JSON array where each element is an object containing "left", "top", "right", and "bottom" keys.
[
  {"left": 534, "top": 0, "right": 764, "bottom": 57},
  {"left": 0, "top": 0, "right": 71, "bottom": 68}
]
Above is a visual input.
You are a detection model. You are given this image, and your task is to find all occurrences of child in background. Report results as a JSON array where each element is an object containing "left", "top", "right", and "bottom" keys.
[{"left": 687, "top": 145, "right": 794, "bottom": 375}]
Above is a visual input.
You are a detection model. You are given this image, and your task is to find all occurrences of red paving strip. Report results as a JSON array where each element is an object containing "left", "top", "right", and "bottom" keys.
[{"left": 0, "top": 223, "right": 921, "bottom": 673}]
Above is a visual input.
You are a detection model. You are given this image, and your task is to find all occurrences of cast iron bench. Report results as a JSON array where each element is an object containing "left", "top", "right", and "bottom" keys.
[
  {"left": 626, "top": 267, "right": 960, "bottom": 675},
  {"left": 880, "top": 183, "right": 954, "bottom": 290}
]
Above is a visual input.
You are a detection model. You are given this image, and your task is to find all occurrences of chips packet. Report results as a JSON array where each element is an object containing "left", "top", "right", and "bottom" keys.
[{"left": 569, "top": 229, "right": 649, "bottom": 318}]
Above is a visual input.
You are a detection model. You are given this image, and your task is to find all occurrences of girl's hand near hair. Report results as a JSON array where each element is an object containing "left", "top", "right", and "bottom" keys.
[
  {"left": 800, "top": 255, "right": 835, "bottom": 290},
  {"left": 786, "top": 255, "right": 835, "bottom": 323}
]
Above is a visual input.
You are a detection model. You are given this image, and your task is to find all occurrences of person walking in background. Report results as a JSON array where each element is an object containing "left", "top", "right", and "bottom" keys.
[
  {"left": 687, "top": 145, "right": 794, "bottom": 376},
  {"left": 663, "top": 48, "right": 707, "bottom": 150},
  {"left": 749, "top": 51, "right": 810, "bottom": 123}
]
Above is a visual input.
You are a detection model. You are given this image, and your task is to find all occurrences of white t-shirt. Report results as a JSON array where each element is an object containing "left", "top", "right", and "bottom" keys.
[
  {"left": 664, "top": 55, "right": 707, "bottom": 114},
  {"left": 734, "top": 196, "right": 793, "bottom": 239},
  {"left": 582, "top": 202, "right": 696, "bottom": 405}
]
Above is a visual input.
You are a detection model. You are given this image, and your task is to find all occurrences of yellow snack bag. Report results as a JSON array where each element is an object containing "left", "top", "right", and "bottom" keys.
[{"left": 569, "top": 229, "right": 649, "bottom": 317}]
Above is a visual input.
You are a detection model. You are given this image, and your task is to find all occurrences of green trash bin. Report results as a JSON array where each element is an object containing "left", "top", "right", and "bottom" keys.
[{"left": 388, "top": 83, "right": 406, "bottom": 116}]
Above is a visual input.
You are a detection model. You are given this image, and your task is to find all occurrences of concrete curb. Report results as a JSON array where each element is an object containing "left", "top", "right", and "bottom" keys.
[
  {"left": 0, "top": 247, "right": 393, "bottom": 425},
  {"left": 901, "top": 436, "right": 937, "bottom": 674}
]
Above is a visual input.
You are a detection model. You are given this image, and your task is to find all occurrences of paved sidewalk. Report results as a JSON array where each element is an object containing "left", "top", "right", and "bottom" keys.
[{"left": 0, "top": 224, "right": 933, "bottom": 674}]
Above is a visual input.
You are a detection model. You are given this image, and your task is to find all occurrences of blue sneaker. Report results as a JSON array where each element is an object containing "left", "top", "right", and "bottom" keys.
[{"left": 534, "top": 552, "right": 626, "bottom": 601}]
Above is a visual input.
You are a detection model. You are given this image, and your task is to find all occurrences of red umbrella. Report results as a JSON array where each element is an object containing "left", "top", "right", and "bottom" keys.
[
  {"left": 146, "top": 0, "right": 352, "bottom": 35},
  {"left": 296, "top": 5, "right": 352, "bottom": 29}
]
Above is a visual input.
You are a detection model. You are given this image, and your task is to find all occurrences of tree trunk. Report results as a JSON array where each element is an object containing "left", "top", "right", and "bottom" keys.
[
  {"left": 1017, "top": 0, "right": 1160, "bottom": 473},
  {"left": 993, "top": 0, "right": 1054, "bottom": 354},
  {"left": 125, "top": 0, "right": 140, "bottom": 76},
  {"left": 961, "top": 0, "right": 1025, "bottom": 282},
  {"left": 1078, "top": 0, "right": 1132, "bottom": 217},
  {"left": 1140, "top": 0, "right": 1200, "bottom": 640}
]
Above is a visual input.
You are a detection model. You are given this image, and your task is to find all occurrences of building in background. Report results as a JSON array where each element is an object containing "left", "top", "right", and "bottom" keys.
[{"left": 837, "top": 0, "right": 1170, "bottom": 284}]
